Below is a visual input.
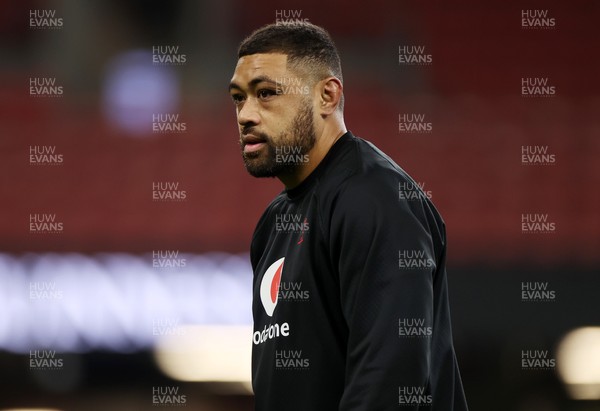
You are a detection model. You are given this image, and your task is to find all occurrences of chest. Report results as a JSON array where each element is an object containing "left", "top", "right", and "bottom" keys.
[{"left": 252, "top": 196, "right": 323, "bottom": 320}]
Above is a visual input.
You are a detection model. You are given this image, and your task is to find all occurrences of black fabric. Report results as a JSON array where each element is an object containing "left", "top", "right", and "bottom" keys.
[{"left": 250, "top": 131, "right": 468, "bottom": 411}]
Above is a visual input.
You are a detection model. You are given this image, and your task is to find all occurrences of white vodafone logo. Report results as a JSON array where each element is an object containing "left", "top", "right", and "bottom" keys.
[{"left": 260, "top": 257, "right": 285, "bottom": 317}]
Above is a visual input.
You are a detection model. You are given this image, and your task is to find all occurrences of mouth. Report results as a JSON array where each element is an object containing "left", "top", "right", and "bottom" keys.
[{"left": 242, "top": 134, "right": 267, "bottom": 154}]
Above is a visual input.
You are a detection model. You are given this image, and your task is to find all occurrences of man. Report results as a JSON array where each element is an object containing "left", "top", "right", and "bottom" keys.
[{"left": 229, "top": 22, "right": 468, "bottom": 411}]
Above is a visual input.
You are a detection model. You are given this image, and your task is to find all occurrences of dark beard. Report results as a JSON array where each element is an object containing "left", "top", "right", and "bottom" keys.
[{"left": 240, "top": 101, "right": 316, "bottom": 178}]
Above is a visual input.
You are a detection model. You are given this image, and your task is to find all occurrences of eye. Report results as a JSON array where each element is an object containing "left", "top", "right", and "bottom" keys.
[
  {"left": 257, "top": 89, "right": 276, "bottom": 100},
  {"left": 231, "top": 93, "right": 245, "bottom": 105}
]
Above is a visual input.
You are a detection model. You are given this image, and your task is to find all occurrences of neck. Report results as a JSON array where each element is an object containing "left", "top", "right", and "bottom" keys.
[{"left": 278, "top": 119, "right": 347, "bottom": 189}]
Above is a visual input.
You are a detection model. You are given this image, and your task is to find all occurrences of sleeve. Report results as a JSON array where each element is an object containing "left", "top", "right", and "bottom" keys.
[{"left": 331, "top": 174, "right": 438, "bottom": 411}]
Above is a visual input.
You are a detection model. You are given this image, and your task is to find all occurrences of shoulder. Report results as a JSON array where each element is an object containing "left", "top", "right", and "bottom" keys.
[
  {"left": 324, "top": 135, "right": 416, "bottom": 211},
  {"left": 321, "top": 135, "right": 445, "bottom": 239}
]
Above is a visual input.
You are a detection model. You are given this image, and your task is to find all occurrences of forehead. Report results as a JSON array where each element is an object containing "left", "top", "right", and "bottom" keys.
[{"left": 231, "top": 53, "right": 290, "bottom": 86}]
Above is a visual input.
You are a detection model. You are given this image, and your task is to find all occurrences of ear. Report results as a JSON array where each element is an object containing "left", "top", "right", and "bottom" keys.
[{"left": 318, "top": 77, "right": 343, "bottom": 116}]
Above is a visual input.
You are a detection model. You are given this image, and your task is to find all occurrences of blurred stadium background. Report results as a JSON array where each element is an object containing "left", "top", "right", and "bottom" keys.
[{"left": 0, "top": 0, "right": 599, "bottom": 410}]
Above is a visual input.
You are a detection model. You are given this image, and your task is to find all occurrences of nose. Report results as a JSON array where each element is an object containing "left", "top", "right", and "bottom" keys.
[{"left": 237, "top": 97, "right": 260, "bottom": 127}]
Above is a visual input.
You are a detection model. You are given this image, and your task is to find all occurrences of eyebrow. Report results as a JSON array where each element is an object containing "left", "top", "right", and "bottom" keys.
[{"left": 229, "top": 75, "right": 279, "bottom": 92}]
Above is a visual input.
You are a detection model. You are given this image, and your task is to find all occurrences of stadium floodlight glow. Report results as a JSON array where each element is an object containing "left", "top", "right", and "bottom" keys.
[
  {"left": 153, "top": 325, "right": 252, "bottom": 391},
  {"left": 556, "top": 326, "right": 600, "bottom": 400},
  {"left": 0, "top": 253, "right": 252, "bottom": 353},
  {"left": 102, "top": 49, "right": 180, "bottom": 136}
]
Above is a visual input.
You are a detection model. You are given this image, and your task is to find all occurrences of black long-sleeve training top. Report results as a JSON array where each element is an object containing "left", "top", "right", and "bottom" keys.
[{"left": 250, "top": 131, "right": 468, "bottom": 411}]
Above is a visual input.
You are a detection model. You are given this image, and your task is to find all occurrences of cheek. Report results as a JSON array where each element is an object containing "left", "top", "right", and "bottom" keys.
[
  {"left": 264, "top": 96, "right": 306, "bottom": 135},
  {"left": 263, "top": 110, "right": 290, "bottom": 133}
]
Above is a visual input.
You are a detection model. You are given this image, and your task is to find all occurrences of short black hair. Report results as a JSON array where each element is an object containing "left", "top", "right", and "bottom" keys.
[{"left": 238, "top": 22, "right": 344, "bottom": 108}]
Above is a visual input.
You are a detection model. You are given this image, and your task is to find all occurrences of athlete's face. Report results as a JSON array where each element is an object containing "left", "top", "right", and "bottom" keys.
[{"left": 229, "top": 53, "right": 317, "bottom": 178}]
